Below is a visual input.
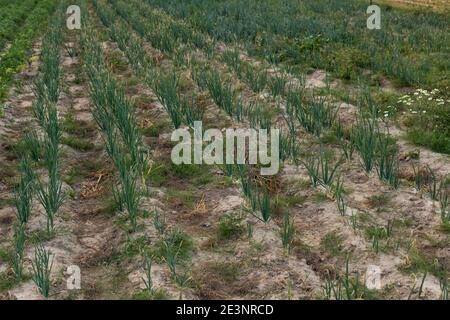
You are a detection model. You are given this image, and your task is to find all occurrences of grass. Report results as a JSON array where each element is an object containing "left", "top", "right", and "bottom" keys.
[
  {"left": 367, "top": 193, "right": 392, "bottom": 212},
  {"left": 401, "top": 89, "right": 450, "bottom": 154},
  {"left": 132, "top": 288, "right": 172, "bottom": 300},
  {"left": 407, "top": 130, "right": 450, "bottom": 155},
  {"left": 321, "top": 231, "right": 345, "bottom": 257},
  {"left": 274, "top": 194, "right": 306, "bottom": 212},
  {"left": 400, "top": 246, "right": 447, "bottom": 279},
  {"left": 0, "top": 271, "right": 23, "bottom": 292},
  {"left": 0, "top": 0, "right": 58, "bottom": 101},
  {"left": 152, "top": 228, "right": 194, "bottom": 262},
  {"left": 61, "top": 136, "right": 95, "bottom": 151},
  {"left": 207, "top": 261, "right": 241, "bottom": 282},
  {"left": 147, "top": 0, "right": 449, "bottom": 89},
  {"left": 166, "top": 189, "right": 196, "bottom": 209},
  {"left": 217, "top": 213, "right": 245, "bottom": 241},
  {"left": 63, "top": 157, "right": 105, "bottom": 185}
]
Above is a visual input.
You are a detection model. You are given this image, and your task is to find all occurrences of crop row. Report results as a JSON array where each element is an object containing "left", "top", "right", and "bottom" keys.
[
  {"left": 0, "top": 0, "right": 39, "bottom": 52},
  {"left": 144, "top": 0, "right": 449, "bottom": 88},
  {"left": 11, "top": 0, "right": 67, "bottom": 297},
  {"left": 0, "top": 0, "right": 58, "bottom": 101}
]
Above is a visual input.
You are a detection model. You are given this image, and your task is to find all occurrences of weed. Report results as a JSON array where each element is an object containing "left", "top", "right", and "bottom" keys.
[{"left": 217, "top": 213, "right": 245, "bottom": 241}]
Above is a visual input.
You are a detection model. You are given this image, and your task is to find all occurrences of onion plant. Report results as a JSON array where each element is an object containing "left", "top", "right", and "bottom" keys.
[
  {"left": 244, "top": 66, "right": 267, "bottom": 93},
  {"left": 31, "top": 244, "right": 53, "bottom": 298},
  {"left": 205, "top": 71, "right": 235, "bottom": 118},
  {"left": 222, "top": 49, "right": 244, "bottom": 79},
  {"left": 440, "top": 184, "right": 449, "bottom": 222},
  {"left": 152, "top": 72, "right": 183, "bottom": 129},
  {"left": 293, "top": 94, "right": 337, "bottom": 138},
  {"left": 258, "top": 183, "right": 271, "bottom": 223},
  {"left": 153, "top": 211, "right": 167, "bottom": 235},
  {"left": 13, "top": 157, "right": 35, "bottom": 224},
  {"left": 412, "top": 162, "right": 423, "bottom": 191},
  {"left": 335, "top": 176, "right": 346, "bottom": 216},
  {"left": 245, "top": 102, "right": 272, "bottom": 130},
  {"left": 181, "top": 95, "right": 205, "bottom": 128},
  {"left": 120, "top": 168, "right": 142, "bottom": 231},
  {"left": 36, "top": 140, "right": 64, "bottom": 234},
  {"left": 376, "top": 135, "right": 400, "bottom": 189},
  {"left": 30, "top": 2, "right": 65, "bottom": 235},
  {"left": 142, "top": 254, "right": 155, "bottom": 295},
  {"left": 281, "top": 209, "right": 295, "bottom": 253},
  {"left": 12, "top": 223, "right": 26, "bottom": 280},
  {"left": 440, "top": 276, "right": 449, "bottom": 300},
  {"left": 427, "top": 166, "right": 439, "bottom": 200},
  {"left": 352, "top": 116, "right": 377, "bottom": 173},
  {"left": 372, "top": 227, "right": 381, "bottom": 254},
  {"left": 324, "top": 256, "right": 365, "bottom": 300},
  {"left": 270, "top": 73, "right": 287, "bottom": 98},
  {"left": 340, "top": 138, "right": 354, "bottom": 161},
  {"left": 163, "top": 240, "right": 190, "bottom": 288},
  {"left": 22, "top": 130, "right": 42, "bottom": 163},
  {"left": 302, "top": 146, "right": 342, "bottom": 188},
  {"left": 82, "top": 22, "right": 146, "bottom": 231}
]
